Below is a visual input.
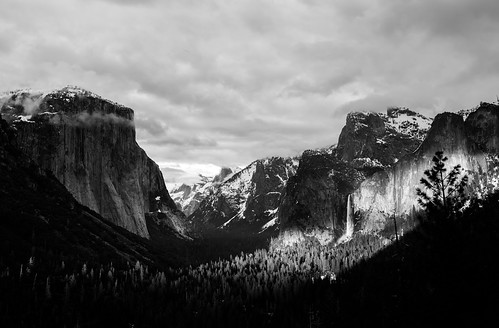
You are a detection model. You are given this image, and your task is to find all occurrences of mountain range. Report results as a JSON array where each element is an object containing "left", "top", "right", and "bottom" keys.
[
  {"left": 189, "top": 156, "right": 299, "bottom": 234},
  {"left": 2, "top": 86, "right": 499, "bottom": 327},
  {"left": 170, "top": 167, "right": 237, "bottom": 216},
  {"left": 2, "top": 86, "right": 499, "bottom": 262}
]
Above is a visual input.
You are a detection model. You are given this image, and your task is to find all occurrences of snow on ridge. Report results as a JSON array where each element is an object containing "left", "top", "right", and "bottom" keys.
[
  {"left": 1, "top": 85, "right": 128, "bottom": 110},
  {"left": 220, "top": 215, "right": 236, "bottom": 228},
  {"left": 259, "top": 217, "right": 278, "bottom": 233},
  {"left": 457, "top": 108, "right": 475, "bottom": 120},
  {"left": 352, "top": 157, "right": 384, "bottom": 168},
  {"left": 457, "top": 102, "right": 499, "bottom": 120},
  {"left": 48, "top": 85, "right": 127, "bottom": 108},
  {"left": 199, "top": 157, "right": 298, "bottom": 229},
  {"left": 347, "top": 108, "right": 432, "bottom": 141},
  {"left": 0, "top": 88, "right": 45, "bottom": 98},
  {"left": 384, "top": 112, "right": 432, "bottom": 141},
  {"left": 171, "top": 166, "right": 241, "bottom": 216},
  {"left": 13, "top": 115, "right": 34, "bottom": 123},
  {"left": 381, "top": 108, "right": 432, "bottom": 141}
]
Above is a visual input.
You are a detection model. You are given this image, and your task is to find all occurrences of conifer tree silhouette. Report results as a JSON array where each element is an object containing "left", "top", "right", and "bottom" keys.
[{"left": 416, "top": 151, "right": 469, "bottom": 220}]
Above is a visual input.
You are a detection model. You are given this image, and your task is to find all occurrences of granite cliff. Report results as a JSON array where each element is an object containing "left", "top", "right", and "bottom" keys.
[
  {"left": 190, "top": 157, "right": 299, "bottom": 235},
  {"left": 0, "top": 86, "right": 186, "bottom": 239},
  {"left": 0, "top": 117, "right": 185, "bottom": 267},
  {"left": 277, "top": 107, "right": 433, "bottom": 244},
  {"left": 353, "top": 103, "right": 499, "bottom": 234}
]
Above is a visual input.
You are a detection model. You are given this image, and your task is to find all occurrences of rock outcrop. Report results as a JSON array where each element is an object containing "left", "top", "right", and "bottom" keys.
[
  {"left": 278, "top": 107, "right": 433, "bottom": 243},
  {"left": 353, "top": 103, "right": 499, "bottom": 233},
  {"left": 0, "top": 86, "right": 186, "bottom": 238},
  {"left": 190, "top": 157, "right": 299, "bottom": 234},
  {"left": 0, "top": 117, "right": 184, "bottom": 267}
]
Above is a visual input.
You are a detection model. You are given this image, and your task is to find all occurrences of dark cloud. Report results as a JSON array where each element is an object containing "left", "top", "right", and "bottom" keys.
[
  {"left": 2, "top": 0, "right": 499, "bottom": 183},
  {"left": 378, "top": 0, "right": 499, "bottom": 39}
]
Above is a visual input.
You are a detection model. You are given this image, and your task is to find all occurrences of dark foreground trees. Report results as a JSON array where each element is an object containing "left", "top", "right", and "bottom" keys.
[{"left": 416, "top": 151, "right": 469, "bottom": 220}]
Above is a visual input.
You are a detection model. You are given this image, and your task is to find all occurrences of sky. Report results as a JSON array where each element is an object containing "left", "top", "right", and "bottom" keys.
[{"left": 1, "top": 0, "right": 499, "bottom": 186}]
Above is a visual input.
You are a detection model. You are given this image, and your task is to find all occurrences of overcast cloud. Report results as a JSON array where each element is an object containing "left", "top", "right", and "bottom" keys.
[{"left": 1, "top": 0, "right": 499, "bottom": 185}]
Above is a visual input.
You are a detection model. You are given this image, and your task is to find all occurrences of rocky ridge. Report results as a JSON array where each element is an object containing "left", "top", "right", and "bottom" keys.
[
  {"left": 190, "top": 156, "right": 299, "bottom": 235},
  {"left": 0, "top": 86, "right": 187, "bottom": 239},
  {"left": 277, "top": 107, "right": 433, "bottom": 245},
  {"left": 170, "top": 167, "right": 237, "bottom": 216},
  {"left": 353, "top": 103, "right": 499, "bottom": 234}
]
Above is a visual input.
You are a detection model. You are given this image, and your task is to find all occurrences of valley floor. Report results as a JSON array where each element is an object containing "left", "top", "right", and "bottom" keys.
[{"left": 2, "top": 190, "right": 499, "bottom": 327}]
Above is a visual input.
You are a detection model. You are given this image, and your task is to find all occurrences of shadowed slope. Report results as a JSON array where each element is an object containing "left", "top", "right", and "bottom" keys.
[{"left": 0, "top": 118, "right": 187, "bottom": 269}]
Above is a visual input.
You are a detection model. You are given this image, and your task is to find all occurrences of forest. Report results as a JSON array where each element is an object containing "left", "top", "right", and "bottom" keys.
[{"left": 1, "top": 187, "right": 498, "bottom": 327}]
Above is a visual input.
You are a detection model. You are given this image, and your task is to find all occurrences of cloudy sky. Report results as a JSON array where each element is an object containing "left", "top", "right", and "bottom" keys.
[{"left": 1, "top": 0, "right": 499, "bottom": 185}]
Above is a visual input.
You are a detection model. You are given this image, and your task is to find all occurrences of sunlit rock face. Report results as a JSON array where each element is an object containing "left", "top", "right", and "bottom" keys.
[
  {"left": 353, "top": 104, "right": 499, "bottom": 234},
  {"left": 278, "top": 108, "right": 432, "bottom": 243},
  {"left": 190, "top": 157, "right": 299, "bottom": 234},
  {"left": 0, "top": 87, "right": 186, "bottom": 238}
]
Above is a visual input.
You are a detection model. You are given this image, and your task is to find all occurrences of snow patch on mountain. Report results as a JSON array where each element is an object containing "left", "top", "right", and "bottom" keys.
[
  {"left": 347, "top": 107, "right": 432, "bottom": 143},
  {"left": 260, "top": 217, "right": 278, "bottom": 233},
  {"left": 190, "top": 156, "right": 300, "bottom": 233},
  {"left": 1, "top": 86, "right": 127, "bottom": 114},
  {"left": 170, "top": 167, "right": 238, "bottom": 216},
  {"left": 351, "top": 157, "right": 384, "bottom": 169},
  {"left": 384, "top": 107, "right": 432, "bottom": 141}
]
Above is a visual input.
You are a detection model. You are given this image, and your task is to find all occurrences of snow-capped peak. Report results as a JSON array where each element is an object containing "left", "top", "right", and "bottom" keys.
[
  {"left": 170, "top": 167, "right": 239, "bottom": 216},
  {"left": 346, "top": 107, "right": 432, "bottom": 141},
  {"left": 383, "top": 107, "right": 432, "bottom": 141}
]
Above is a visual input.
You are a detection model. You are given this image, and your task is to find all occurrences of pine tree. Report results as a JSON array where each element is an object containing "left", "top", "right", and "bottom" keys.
[{"left": 416, "top": 151, "right": 469, "bottom": 220}]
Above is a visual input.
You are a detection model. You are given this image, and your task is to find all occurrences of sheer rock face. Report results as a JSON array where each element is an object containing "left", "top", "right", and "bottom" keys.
[
  {"left": 190, "top": 157, "right": 299, "bottom": 234},
  {"left": 0, "top": 117, "right": 186, "bottom": 267},
  {"left": 465, "top": 103, "right": 499, "bottom": 153},
  {"left": 278, "top": 108, "right": 432, "bottom": 241},
  {"left": 337, "top": 108, "right": 431, "bottom": 166},
  {"left": 0, "top": 87, "right": 186, "bottom": 238},
  {"left": 353, "top": 104, "right": 499, "bottom": 233},
  {"left": 279, "top": 149, "right": 363, "bottom": 237}
]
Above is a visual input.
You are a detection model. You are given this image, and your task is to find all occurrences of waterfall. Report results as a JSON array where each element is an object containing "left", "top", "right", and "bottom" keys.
[
  {"left": 345, "top": 194, "right": 354, "bottom": 237},
  {"left": 338, "top": 194, "right": 354, "bottom": 243}
]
